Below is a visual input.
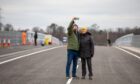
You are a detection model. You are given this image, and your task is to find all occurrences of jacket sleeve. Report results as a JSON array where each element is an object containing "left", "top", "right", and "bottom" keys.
[
  {"left": 90, "top": 36, "right": 94, "bottom": 57},
  {"left": 67, "top": 20, "right": 74, "bottom": 35}
]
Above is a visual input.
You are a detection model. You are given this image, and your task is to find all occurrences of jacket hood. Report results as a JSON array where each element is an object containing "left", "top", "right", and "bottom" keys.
[{"left": 80, "top": 32, "right": 91, "bottom": 35}]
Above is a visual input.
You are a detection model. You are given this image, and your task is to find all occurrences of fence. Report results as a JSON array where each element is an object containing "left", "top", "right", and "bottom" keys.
[
  {"left": 27, "top": 31, "right": 61, "bottom": 45},
  {"left": 115, "top": 33, "right": 140, "bottom": 48},
  {"left": 0, "top": 31, "right": 61, "bottom": 48},
  {"left": 0, "top": 31, "right": 22, "bottom": 47}
]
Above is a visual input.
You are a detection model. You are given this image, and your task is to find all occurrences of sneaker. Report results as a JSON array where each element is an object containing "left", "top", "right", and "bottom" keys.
[
  {"left": 81, "top": 76, "right": 85, "bottom": 79},
  {"left": 72, "top": 76, "right": 79, "bottom": 80},
  {"left": 66, "top": 77, "right": 70, "bottom": 79},
  {"left": 89, "top": 76, "right": 93, "bottom": 80}
]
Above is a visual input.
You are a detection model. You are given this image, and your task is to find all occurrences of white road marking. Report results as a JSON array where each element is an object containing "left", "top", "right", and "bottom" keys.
[
  {"left": 66, "top": 77, "right": 73, "bottom": 84},
  {"left": 66, "top": 58, "right": 81, "bottom": 84},
  {"left": 0, "top": 47, "right": 48, "bottom": 58},
  {"left": 115, "top": 46, "right": 140, "bottom": 59},
  {"left": 0, "top": 46, "right": 63, "bottom": 65}
]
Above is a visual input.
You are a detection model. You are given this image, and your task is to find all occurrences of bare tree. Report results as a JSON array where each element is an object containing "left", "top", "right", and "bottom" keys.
[
  {"left": 46, "top": 23, "right": 66, "bottom": 41},
  {"left": 46, "top": 23, "right": 57, "bottom": 35},
  {"left": 56, "top": 26, "right": 65, "bottom": 41},
  {"left": 0, "top": 22, "right": 3, "bottom": 31},
  {"left": 4, "top": 24, "right": 14, "bottom": 31},
  {"left": 39, "top": 28, "right": 45, "bottom": 33},
  {"left": 90, "top": 24, "right": 100, "bottom": 31},
  {"left": 32, "top": 26, "right": 40, "bottom": 32}
]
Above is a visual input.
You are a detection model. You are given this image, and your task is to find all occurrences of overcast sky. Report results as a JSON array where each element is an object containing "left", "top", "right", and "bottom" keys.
[{"left": 0, "top": 0, "right": 140, "bottom": 30}]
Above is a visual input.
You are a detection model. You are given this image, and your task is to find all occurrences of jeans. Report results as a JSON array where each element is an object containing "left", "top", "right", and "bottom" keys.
[{"left": 66, "top": 50, "right": 79, "bottom": 77}]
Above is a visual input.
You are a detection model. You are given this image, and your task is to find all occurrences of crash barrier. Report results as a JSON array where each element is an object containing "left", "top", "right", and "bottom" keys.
[
  {"left": 0, "top": 31, "right": 61, "bottom": 48},
  {"left": 115, "top": 33, "right": 140, "bottom": 48}
]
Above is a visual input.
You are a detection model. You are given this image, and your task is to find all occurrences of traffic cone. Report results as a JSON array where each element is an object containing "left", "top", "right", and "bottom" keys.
[
  {"left": 3, "top": 38, "right": 6, "bottom": 48},
  {"left": 7, "top": 38, "right": 11, "bottom": 47}
]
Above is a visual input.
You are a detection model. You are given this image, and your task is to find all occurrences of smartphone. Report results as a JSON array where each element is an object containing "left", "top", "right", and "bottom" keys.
[{"left": 74, "top": 17, "right": 79, "bottom": 20}]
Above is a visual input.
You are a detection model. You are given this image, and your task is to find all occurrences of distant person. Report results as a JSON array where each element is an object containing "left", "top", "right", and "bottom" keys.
[
  {"left": 34, "top": 31, "right": 38, "bottom": 46},
  {"left": 79, "top": 27, "right": 94, "bottom": 80},
  {"left": 22, "top": 31, "right": 27, "bottom": 45},
  {"left": 107, "top": 39, "right": 111, "bottom": 46},
  {"left": 66, "top": 17, "right": 80, "bottom": 79}
]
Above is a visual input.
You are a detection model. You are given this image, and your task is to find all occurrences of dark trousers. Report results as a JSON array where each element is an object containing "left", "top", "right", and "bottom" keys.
[
  {"left": 81, "top": 58, "right": 93, "bottom": 76},
  {"left": 34, "top": 38, "right": 37, "bottom": 46},
  {"left": 66, "top": 50, "right": 79, "bottom": 77}
]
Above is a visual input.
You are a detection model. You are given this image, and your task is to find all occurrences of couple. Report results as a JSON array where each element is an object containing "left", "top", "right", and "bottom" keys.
[{"left": 66, "top": 18, "right": 94, "bottom": 80}]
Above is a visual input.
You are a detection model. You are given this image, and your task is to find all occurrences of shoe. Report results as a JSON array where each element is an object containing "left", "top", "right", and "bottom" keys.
[
  {"left": 81, "top": 76, "right": 85, "bottom": 79},
  {"left": 66, "top": 77, "right": 70, "bottom": 79},
  {"left": 72, "top": 76, "right": 79, "bottom": 80},
  {"left": 89, "top": 76, "right": 93, "bottom": 80}
]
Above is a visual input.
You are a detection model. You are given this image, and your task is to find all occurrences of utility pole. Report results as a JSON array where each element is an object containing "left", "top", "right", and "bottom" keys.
[
  {"left": 107, "top": 31, "right": 109, "bottom": 40},
  {"left": 0, "top": 8, "right": 2, "bottom": 23},
  {"left": 0, "top": 8, "right": 2, "bottom": 31}
]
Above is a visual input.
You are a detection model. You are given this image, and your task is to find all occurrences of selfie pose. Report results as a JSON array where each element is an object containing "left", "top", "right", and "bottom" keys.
[{"left": 66, "top": 17, "right": 80, "bottom": 79}]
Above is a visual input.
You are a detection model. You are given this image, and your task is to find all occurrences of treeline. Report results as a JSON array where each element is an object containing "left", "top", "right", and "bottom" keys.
[
  {"left": 0, "top": 22, "right": 66, "bottom": 41},
  {"left": 89, "top": 26, "right": 140, "bottom": 45},
  {"left": 0, "top": 22, "right": 140, "bottom": 44},
  {"left": 32, "top": 23, "right": 66, "bottom": 41},
  {"left": 0, "top": 23, "right": 14, "bottom": 31}
]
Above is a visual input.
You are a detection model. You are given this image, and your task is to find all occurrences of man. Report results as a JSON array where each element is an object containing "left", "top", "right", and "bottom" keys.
[
  {"left": 107, "top": 39, "right": 111, "bottom": 46},
  {"left": 34, "top": 31, "right": 38, "bottom": 46},
  {"left": 66, "top": 18, "right": 80, "bottom": 79}
]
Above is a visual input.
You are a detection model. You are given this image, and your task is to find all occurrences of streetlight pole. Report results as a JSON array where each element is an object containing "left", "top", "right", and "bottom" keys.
[
  {"left": 107, "top": 31, "right": 110, "bottom": 46},
  {"left": 107, "top": 31, "right": 109, "bottom": 40},
  {"left": 0, "top": 8, "right": 2, "bottom": 23}
]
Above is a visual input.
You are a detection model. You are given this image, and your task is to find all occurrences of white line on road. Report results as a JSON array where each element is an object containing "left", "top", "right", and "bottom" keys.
[
  {"left": 0, "top": 47, "right": 48, "bottom": 58},
  {"left": 66, "top": 58, "right": 81, "bottom": 84},
  {"left": 66, "top": 77, "right": 73, "bottom": 84},
  {"left": 115, "top": 46, "right": 140, "bottom": 59},
  {"left": 0, "top": 46, "right": 63, "bottom": 65}
]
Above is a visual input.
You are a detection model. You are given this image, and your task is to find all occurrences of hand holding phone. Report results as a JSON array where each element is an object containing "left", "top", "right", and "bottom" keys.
[{"left": 72, "top": 17, "right": 79, "bottom": 21}]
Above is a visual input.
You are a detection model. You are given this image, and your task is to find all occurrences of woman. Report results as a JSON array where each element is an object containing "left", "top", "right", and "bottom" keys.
[{"left": 79, "top": 27, "right": 94, "bottom": 80}]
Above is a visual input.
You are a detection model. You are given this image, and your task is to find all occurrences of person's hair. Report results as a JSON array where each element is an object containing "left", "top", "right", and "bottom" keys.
[{"left": 73, "top": 24, "right": 78, "bottom": 29}]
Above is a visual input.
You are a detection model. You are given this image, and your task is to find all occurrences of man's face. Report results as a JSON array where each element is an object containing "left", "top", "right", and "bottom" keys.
[{"left": 73, "top": 25, "right": 78, "bottom": 32}]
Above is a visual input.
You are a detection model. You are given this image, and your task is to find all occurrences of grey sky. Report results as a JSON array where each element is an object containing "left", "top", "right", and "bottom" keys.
[{"left": 0, "top": 0, "right": 140, "bottom": 30}]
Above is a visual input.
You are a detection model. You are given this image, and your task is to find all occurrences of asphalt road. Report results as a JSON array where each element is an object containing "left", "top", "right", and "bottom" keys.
[{"left": 0, "top": 46, "right": 140, "bottom": 84}]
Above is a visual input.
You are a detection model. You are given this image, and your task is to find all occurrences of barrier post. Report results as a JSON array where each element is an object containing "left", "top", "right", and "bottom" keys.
[
  {"left": 3, "top": 38, "right": 6, "bottom": 48},
  {"left": 7, "top": 38, "right": 11, "bottom": 47},
  {"left": 0, "top": 39, "right": 1, "bottom": 48}
]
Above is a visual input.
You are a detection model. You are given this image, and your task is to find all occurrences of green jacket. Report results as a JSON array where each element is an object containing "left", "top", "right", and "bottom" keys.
[{"left": 67, "top": 20, "right": 79, "bottom": 51}]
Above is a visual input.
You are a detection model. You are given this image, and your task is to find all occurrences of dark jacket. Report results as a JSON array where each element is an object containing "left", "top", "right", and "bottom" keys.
[
  {"left": 34, "top": 32, "right": 38, "bottom": 39},
  {"left": 79, "top": 32, "right": 94, "bottom": 58}
]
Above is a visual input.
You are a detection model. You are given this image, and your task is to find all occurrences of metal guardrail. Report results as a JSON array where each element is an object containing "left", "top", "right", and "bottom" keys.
[{"left": 115, "top": 33, "right": 140, "bottom": 48}]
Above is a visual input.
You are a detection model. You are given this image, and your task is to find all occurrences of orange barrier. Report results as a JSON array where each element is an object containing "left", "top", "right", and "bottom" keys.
[{"left": 22, "top": 32, "right": 27, "bottom": 45}]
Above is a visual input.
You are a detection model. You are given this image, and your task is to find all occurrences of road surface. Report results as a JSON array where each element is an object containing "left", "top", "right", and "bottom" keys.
[{"left": 0, "top": 46, "right": 140, "bottom": 84}]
